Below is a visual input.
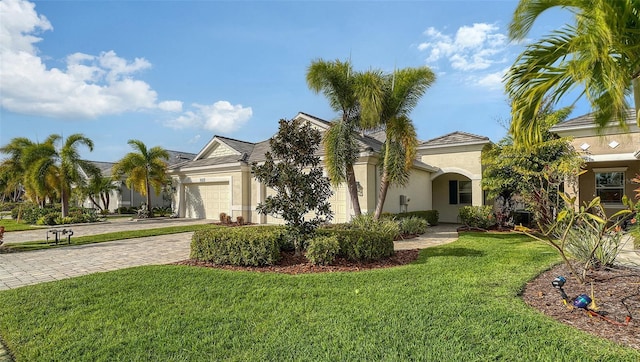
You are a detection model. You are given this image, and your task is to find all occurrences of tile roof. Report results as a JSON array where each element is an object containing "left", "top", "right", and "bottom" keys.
[
  {"left": 419, "top": 131, "right": 490, "bottom": 148},
  {"left": 550, "top": 109, "right": 637, "bottom": 132},
  {"left": 214, "top": 136, "right": 255, "bottom": 156}
]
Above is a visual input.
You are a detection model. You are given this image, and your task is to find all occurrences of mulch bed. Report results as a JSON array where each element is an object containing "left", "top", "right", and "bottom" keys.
[
  {"left": 177, "top": 249, "right": 640, "bottom": 350},
  {"left": 173, "top": 249, "right": 420, "bottom": 274},
  {"left": 521, "top": 262, "right": 640, "bottom": 350}
]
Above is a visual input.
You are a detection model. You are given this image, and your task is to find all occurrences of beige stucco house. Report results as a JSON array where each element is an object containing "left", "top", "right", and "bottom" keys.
[
  {"left": 550, "top": 109, "right": 639, "bottom": 215},
  {"left": 168, "top": 112, "right": 490, "bottom": 224}
]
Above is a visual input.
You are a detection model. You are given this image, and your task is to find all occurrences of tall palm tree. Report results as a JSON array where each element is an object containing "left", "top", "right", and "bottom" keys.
[
  {"left": 506, "top": 0, "right": 640, "bottom": 146},
  {"left": 372, "top": 67, "right": 436, "bottom": 219},
  {"left": 307, "top": 59, "right": 384, "bottom": 217},
  {"left": 112, "top": 139, "right": 169, "bottom": 212},
  {"left": 22, "top": 134, "right": 98, "bottom": 217},
  {"left": 0, "top": 137, "right": 34, "bottom": 202}
]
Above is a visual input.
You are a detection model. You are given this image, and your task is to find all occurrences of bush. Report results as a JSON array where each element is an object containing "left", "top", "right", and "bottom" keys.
[
  {"left": 349, "top": 214, "right": 400, "bottom": 241},
  {"left": 319, "top": 228, "right": 395, "bottom": 262},
  {"left": 565, "top": 222, "right": 625, "bottom": 268},
  {"left": 117, "top": 206, "right": 136, "bottom": 215},
  {"left": 14, "top": 204, "right": 57, "bottom": 224},
  {"left": 459, "top": 206, "right": 495, "bottom": 229},
  {"left": 36, "top": 212, "right": 59, "bottom": 226},
  {"left": 396, "top": 210, "right": 439, "bottom": 226},
  {"left": 191, "top": 226, "right": 283, "bottom": 266},
  {"left": 153, "top": 206, "right": 172, "bottom": 217},
  {"left": 306, "top": 235, "right": 340, "bottom": 265},
  {"left": 399, "top": 216, "right": 428, "bottom": 235}
]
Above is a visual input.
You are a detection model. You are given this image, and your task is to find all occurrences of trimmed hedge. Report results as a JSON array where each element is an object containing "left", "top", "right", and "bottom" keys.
[
  {"left": 395, "top": 210, "right": 439, "bottom": 226},
  {"left": 306, "top": 235, "right": 340, "bottom": 265},
  {"left": 320, "top": 228, "right": 395, "bottom": 262},
  {"left": 191, "top": 226, "right": 284, "bottom": 266}
]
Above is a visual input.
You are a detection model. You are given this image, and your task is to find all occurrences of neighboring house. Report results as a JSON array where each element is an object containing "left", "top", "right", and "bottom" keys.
[
  {"left": 80, "top": 150, "right": 196, "bottom": 212},
  {"left": 550, "top": 109, "right": 639, "bottom": 216},
  {"left": 168, "top": 112, "right": 489, "bottom": 224}
]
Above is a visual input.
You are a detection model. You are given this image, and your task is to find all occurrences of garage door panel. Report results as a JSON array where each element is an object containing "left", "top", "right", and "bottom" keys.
[{"left": 185, "top": 182, "right": 230, "bottom": 220}]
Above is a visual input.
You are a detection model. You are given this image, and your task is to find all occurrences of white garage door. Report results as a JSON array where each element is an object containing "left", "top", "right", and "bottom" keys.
[{"left": 184, "top": 182, "right": 230, "bottom": 220}]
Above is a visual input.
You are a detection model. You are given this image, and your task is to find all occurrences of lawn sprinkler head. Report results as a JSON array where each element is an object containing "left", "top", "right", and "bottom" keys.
[
  {"left": 573, "top": 294, "right": 592, "bottom": 309},
  {"left": 552, "top": 276, "right": 566, "bottom": 289}
]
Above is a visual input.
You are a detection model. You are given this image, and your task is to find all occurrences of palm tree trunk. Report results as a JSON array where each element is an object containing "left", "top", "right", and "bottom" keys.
[
  {"left": 145, "top": 175, "right": 152, "bottom": 214},
  {"left": 61, "top": 188, "right": 69, "bottom": 218},
  {"left": 345, "top": 165, "right": 361, "bottom": 216},
  {"left": 374, "top": 172, "right": 390, "bottom": 220},
  {"left": 633, "top": 76, "right": 640, "bottom": 126},
  {"left": 88, "top": 195, "right": 102, "bottom": 210}
]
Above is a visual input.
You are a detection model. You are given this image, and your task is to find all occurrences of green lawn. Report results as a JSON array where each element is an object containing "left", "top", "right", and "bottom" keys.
[
  {"left": 0, "top": 233, "right": 638, "bottom": 361},
  {"left": 0, "top": 218, "right": 42, "bottom": 232},
  {"left": 3, "top": 224, "right": 215, "bottom": 252}
]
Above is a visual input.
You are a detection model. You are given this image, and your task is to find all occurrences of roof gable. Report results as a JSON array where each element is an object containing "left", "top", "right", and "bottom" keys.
[
  {"left": 419, "top": 131, "right": 490, "bottom": 148},
  {"left": 194, "top": 136, "right": 255, "bottom": 161}
]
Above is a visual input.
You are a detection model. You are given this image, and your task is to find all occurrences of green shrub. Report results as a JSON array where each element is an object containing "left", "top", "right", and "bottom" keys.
[
  {"left": 320, "top": 228, "right": 395, "bottom": 262},
  {"left": 36, "top": 212, "right": 60, "bottom": 226},
  {"left": 396, "top": 210, "right": 439, "bottom": 226},
  {"left": 55, "top": 216, "right": 74, "bottom": 225},
  {"left": 191, "top": 226, "right": 283, "bottom": 266},
  {"left": 399, "top": 216, "right": 428, "bottom": 235},
  {"left": 459, "top": 206, "right": 495, "bottom": 229},
  {"left": 117, "top": 206, "right": 136, "bottom": 215},
  {"left": 306, "top": 235, "right": 340, "bottom": 265},
  {"left": 349, "top": 214, "right": 400, "bottom": 241},
  {"left": 16, "top": 204, "right": 58, "bottom": 224},
  {"left": 565, "top": 222, "right": 625, "bottom": 268}
]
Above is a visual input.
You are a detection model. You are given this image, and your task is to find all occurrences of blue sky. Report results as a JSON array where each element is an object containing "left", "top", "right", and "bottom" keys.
[{"left": 0, "top": 0, "right": 583, "bottom": 162}]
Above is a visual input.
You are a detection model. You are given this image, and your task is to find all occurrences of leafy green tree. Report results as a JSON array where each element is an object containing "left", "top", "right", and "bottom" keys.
[
  {"left": 506, "top": 0, "right": 640, "bottom": 146},
  {"left": 372, "top": 67, "right": 435, "bottom": 219},
  {"left": 482, "top": 107, "right": 584, "bottom": 228},
  {"left": 21, "top": 134, "right": 99, "bottom": 217},
  {"left": 79, "top": 174, "right": 119, "bottom": 211},
  {"left": 307, "top": 58, "right": 383, "bottom": 217},
  {"left": 252, "top": 118, "right": 333, "bottom": 255},
  {"left": 112, "top": 140, "right": 169, "bottom": 213}
]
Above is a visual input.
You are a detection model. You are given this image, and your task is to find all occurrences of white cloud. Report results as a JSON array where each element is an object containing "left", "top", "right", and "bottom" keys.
[
  {"left": 0, "top": 0, "right": 181, "bottom": 119},
  {"left": 188, "top": 134, "right": 201, "bottom": 144},
  {"left": 474, "top": 69, "right": 507, "bottom": 90},
  {"left": 418, "top": 23, "right": 508, "bottom": 71},
  {"left": 165, "top": 101, "right": 253, "bottom": 133},
  {"left": 159, "top": 100, "right": 183, "bottom": 112}
]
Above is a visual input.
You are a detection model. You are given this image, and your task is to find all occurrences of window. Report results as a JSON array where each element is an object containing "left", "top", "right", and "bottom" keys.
[
  {"left": 449, "top": 180, "right": 472, "bottom": 205},
  {"left": 595, "top": 171, "right": 624, "bottom": 204}
]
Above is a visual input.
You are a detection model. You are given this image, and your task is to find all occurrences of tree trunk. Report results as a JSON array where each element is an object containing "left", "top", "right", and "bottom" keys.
[
  {"left": 345, "top": 164, "right": 362, "bottom": 217},
  {"left": 145, "top": 175, "right": 152, "bottom": 215},
  {"left": 633, "top": 76, "right": 640, "bottom": 126},
  {"left": 102, "top": 193, "right": 110, "bottom": 211},
  {"left": 373, "top": 172, "right": 390, "bottom": 220},
  {"left": 88, "top": 195, "right": 102, "bottom": 210},
  {"left": 61, "top": 188, "right": 69, "bottom": 218}
]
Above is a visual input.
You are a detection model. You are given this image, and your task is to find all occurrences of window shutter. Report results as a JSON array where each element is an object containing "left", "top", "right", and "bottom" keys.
[{"left": 449, "top": 180, "right": 458, "bottom": 205}]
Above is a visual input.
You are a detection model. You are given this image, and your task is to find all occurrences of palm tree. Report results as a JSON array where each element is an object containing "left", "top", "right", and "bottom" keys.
[
  {"left": 505, "top": 0, "right": 640, "bottom": 146},
  {"left": 22, "top": 134, "right": 98, "bottom": 217},
  {"left": 80, "top": 174, "right": 119, "bottom": 211},
  {"left": 306, "top": 59, "right": 384, "bottom": 217},
  {"left": 372, "top": 67, "right": 436, "bottom": 219},
  {"left": 0, "top": 137, "right": 34, "bottom": 202},
  {"left": 112, "top": 140, "right": 169, "bottom": 213}
]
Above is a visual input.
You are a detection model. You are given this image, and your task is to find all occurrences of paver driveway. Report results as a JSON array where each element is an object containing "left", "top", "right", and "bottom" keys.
[{"left": 0, "top": 232, "right": 193, "bottom": 290}]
